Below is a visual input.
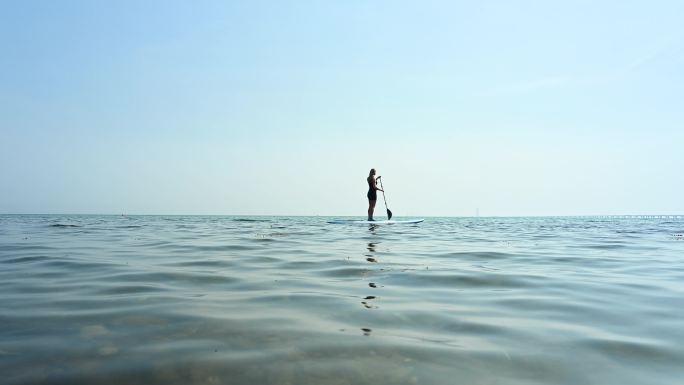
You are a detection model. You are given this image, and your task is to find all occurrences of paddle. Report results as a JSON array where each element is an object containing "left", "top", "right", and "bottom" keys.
[{"left": 377, "top": 176, "right": 392, "bottom": 220}]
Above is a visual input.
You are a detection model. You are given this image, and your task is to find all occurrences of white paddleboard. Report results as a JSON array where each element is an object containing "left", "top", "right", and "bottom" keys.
[{"left": 328, "top": 219, "right": 424, "bottom": 225}]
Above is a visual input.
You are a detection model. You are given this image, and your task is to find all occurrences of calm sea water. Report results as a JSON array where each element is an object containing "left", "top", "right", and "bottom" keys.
[{"left": 1, "top": 215, "right": 683, "bottom": 385}]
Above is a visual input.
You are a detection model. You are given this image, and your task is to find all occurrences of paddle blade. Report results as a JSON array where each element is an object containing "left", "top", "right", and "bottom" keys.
[{"left": 387, "top": 208, "right": 393, "bottom": 220}]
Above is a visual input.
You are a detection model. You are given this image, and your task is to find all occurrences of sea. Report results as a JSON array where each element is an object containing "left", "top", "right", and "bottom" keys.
[{"left": 1, "top": 215, "right": 683, "bottom": 385}]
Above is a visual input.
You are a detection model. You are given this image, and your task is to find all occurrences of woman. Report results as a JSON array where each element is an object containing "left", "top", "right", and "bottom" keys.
[{"left": 366, "top": 168, "right": 383, "bottom": 221}]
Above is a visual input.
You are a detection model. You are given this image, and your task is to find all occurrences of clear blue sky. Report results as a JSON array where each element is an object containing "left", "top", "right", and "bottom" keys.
[{"left": 1, "top": 0, "right": 683, "bottom": 216}]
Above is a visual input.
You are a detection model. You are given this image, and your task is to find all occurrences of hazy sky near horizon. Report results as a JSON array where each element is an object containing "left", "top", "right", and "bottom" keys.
[{"left": 1, "top": 0, "right": 683, "bottom": 216}]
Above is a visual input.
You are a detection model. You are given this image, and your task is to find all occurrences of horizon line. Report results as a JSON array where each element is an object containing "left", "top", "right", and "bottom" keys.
[{"left": 1, "top": 213, "right": 683, "bottom": 218}]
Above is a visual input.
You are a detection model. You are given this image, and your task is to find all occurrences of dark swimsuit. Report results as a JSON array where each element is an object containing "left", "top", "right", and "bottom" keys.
[{"left": 367, "top": 178, "right": 377, "bottom": 201}]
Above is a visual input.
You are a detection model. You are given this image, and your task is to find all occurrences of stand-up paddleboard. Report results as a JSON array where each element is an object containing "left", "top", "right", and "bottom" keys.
[{"left": 328, "top": 219, "right": 424, "bottom": 225}]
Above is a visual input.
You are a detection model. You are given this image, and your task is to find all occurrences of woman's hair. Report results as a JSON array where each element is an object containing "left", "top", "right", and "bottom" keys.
[{"left": 368, "top": 168, "right": 376, "bottom": 177}]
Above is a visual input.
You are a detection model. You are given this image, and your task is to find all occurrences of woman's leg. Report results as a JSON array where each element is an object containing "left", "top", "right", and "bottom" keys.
[{"left": 368, "top": 200, "right": 376, "bottom": 220}]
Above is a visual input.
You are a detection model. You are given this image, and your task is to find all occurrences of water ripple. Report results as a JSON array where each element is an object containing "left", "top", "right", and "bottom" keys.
[{"left": 1, "top": 215, "right": 683, "bottom": 385}]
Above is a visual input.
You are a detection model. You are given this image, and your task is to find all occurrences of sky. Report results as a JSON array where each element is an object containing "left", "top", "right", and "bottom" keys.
[{"left": 1, "top": 0, "right": 683, "bottom": 216}]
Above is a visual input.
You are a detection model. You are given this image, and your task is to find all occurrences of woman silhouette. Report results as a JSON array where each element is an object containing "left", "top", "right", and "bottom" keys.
[{"left": 366, "top": 168, "right": 383, "bottom": 221}]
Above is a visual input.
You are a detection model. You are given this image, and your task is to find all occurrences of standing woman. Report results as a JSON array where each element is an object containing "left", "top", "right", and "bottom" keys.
[{"left": 367, "top": 168, "right": 383, "bottom": 221}]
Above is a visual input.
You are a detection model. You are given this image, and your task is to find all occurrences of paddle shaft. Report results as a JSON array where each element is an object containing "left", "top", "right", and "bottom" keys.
[{"left": 378, "top": 178, "right": 392, "bottom": 220}]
